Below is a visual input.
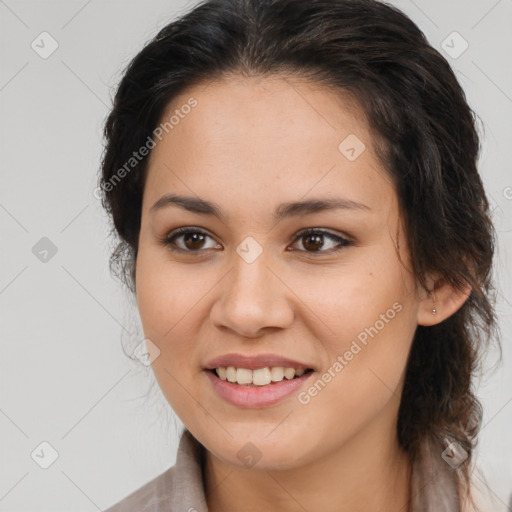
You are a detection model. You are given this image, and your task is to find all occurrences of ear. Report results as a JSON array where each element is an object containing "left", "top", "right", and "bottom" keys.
[{"left": 417, "top": 273, "right": 472, "bottom": 327}]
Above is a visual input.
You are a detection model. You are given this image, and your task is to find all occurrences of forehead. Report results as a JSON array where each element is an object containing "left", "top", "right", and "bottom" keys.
[
  {"left": 156, "top": 74, "right": 373, "bottom": 149},
  {"left": 143, "top": 74, "right": 396, "bottom": 220}
]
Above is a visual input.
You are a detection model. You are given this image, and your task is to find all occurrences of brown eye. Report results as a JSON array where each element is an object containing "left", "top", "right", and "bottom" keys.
[
  {"left": 160, "top": 227, "right": 221, "bottom": 253},
  {"left": 291, "top": 229, "right": 353, "bottom": 254},
  {"left": 302, "top": 233, "right": 324, "bottom": 252},
  {"left": 160, "top": 227, "right": 353, "bottom": 256},
  {"left": 181, "top": 232, "right": 207, "bottom": 250}
]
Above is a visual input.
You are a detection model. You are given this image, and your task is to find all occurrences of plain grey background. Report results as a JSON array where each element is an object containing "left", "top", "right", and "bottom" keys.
[{"left": 1, "top": 0, "right": 511, "bottom": 510}]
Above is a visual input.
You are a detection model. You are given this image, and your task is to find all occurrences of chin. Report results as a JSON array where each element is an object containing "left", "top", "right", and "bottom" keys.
[{"left": 200, "top": 427, "right": 315, "bottom": 471}]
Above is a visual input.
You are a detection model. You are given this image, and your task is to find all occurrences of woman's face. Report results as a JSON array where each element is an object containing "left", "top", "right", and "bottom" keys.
[{"left": 135, "top": 75, "right": 428, "bottom": 469}]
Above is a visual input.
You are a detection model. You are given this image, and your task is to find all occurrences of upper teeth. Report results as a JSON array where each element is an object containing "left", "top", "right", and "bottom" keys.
[{"left": 215, "top": 366, "right": 306, "bottom": 386}]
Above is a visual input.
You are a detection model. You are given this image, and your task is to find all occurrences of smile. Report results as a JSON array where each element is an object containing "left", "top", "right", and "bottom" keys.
[{"left": 204, "top": 367, "right": 314, "bottom": 408}]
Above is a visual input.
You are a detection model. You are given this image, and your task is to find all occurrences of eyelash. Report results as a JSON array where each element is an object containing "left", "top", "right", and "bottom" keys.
[{"left": 158, "top": 227, "right": 354, "bottom": 256}]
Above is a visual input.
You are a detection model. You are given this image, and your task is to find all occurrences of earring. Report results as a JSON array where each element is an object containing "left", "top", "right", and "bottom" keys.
[{"left": 432, "top": 308, "right": 437, "bottom": 315}]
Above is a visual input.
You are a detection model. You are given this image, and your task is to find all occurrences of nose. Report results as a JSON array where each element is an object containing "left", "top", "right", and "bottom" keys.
[{"left": 209, "top": 246, "right": 295, "bottom": 338}]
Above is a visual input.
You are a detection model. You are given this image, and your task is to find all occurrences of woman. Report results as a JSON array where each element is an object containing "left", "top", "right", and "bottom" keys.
[{"left": 99, "top": 0, "right": 502, "bottom": 510}]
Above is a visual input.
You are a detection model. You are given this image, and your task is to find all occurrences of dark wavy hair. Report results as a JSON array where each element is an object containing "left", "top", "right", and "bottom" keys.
[{"left": 98, "top": 0, "right": 501, "bottom": 506}]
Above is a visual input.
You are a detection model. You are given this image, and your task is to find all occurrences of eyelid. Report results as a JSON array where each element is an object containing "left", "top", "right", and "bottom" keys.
[
  {"left": 160, "top": 226, "right": 354, "bottom": 254},
  {"left": 159, "top": 226, "right": 221, "bottom": 253},
  {"left": 290, "top": 228, "right": 353, "bottom": 253},
  {"left": 293, "top": 227, "right": 352, "bottom": 241}
]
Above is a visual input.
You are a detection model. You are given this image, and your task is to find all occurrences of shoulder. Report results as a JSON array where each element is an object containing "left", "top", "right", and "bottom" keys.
[
  {"left": 103, "top": 465, "right": 177, "bottom": 512},
  {"left": 104, "top": 429, "right": 208, "bottom": 512},
  {"left": 409, "top": 437, "right": 508, "bottom": 512}
]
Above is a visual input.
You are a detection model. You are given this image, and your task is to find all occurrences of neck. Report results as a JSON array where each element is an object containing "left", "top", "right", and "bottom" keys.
[{"left": 204, "top": 422, "right": 412, "bottom": 512}]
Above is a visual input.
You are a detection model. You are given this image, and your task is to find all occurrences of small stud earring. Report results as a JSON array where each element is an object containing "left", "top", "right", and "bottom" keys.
[{"left": 432, "top": 308, "right": 437, "bottom": 315}]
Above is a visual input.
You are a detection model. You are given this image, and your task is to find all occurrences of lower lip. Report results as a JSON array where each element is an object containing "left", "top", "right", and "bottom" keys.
[{"left": 204, "top": 370, "right": 314, "bottom": 408}]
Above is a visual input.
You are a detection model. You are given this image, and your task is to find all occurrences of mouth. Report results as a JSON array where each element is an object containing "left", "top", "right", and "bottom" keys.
[
  {"left": 203, "top": 353, "right": 316, "bottom": 407},
  {"left": 204, "top": 366, "right": 315, "bottom": 408},
  {"left": 208, "top": 366, "right": 315, "bottom": 387}
]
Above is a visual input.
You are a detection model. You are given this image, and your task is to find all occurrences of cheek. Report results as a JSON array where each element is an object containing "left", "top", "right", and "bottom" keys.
[
  {"left": 296, "top": 248, "right": 414, "bottom": 341},
  {"left": 135, "top": 250, "right": 203, "bottom": 337},
  {"left": 135, "top": 254, "right": 206, "bottom": 421},
  {"left": 294, "top": 300, "right": 416, "bottom": 456},
  {"left": 134, "top": 249, "right": 222, "bottom": 382},
  {"left": 135, "top": 264, "right": 172, "bottom": 338},
  {"left": 296, "top": 250, "right": 417, "bottom": 403}
]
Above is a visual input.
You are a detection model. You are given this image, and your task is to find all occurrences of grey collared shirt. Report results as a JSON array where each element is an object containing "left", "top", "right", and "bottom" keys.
[{"left": 104, "top": 429, "right": 499, "bottom": 512}]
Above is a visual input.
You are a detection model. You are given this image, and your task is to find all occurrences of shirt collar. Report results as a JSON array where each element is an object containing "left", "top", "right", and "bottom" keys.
[{"left": 174, "top": 429, "right": 460, "bottom": 512}]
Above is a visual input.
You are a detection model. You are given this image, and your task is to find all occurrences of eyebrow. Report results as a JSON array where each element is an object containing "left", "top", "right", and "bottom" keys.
[{"left": 150, "top": 193, "right": 371, "bottom": 222}]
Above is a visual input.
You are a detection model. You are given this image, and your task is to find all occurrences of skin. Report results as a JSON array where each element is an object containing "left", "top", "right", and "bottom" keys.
[{"left": 135, "top": 75, "right": 470, "bottom": 512}]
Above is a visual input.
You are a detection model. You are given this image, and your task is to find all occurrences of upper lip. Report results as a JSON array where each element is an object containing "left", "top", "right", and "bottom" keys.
[{"left": 204, "top": 353, "right": 314, "bottom": 371}]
